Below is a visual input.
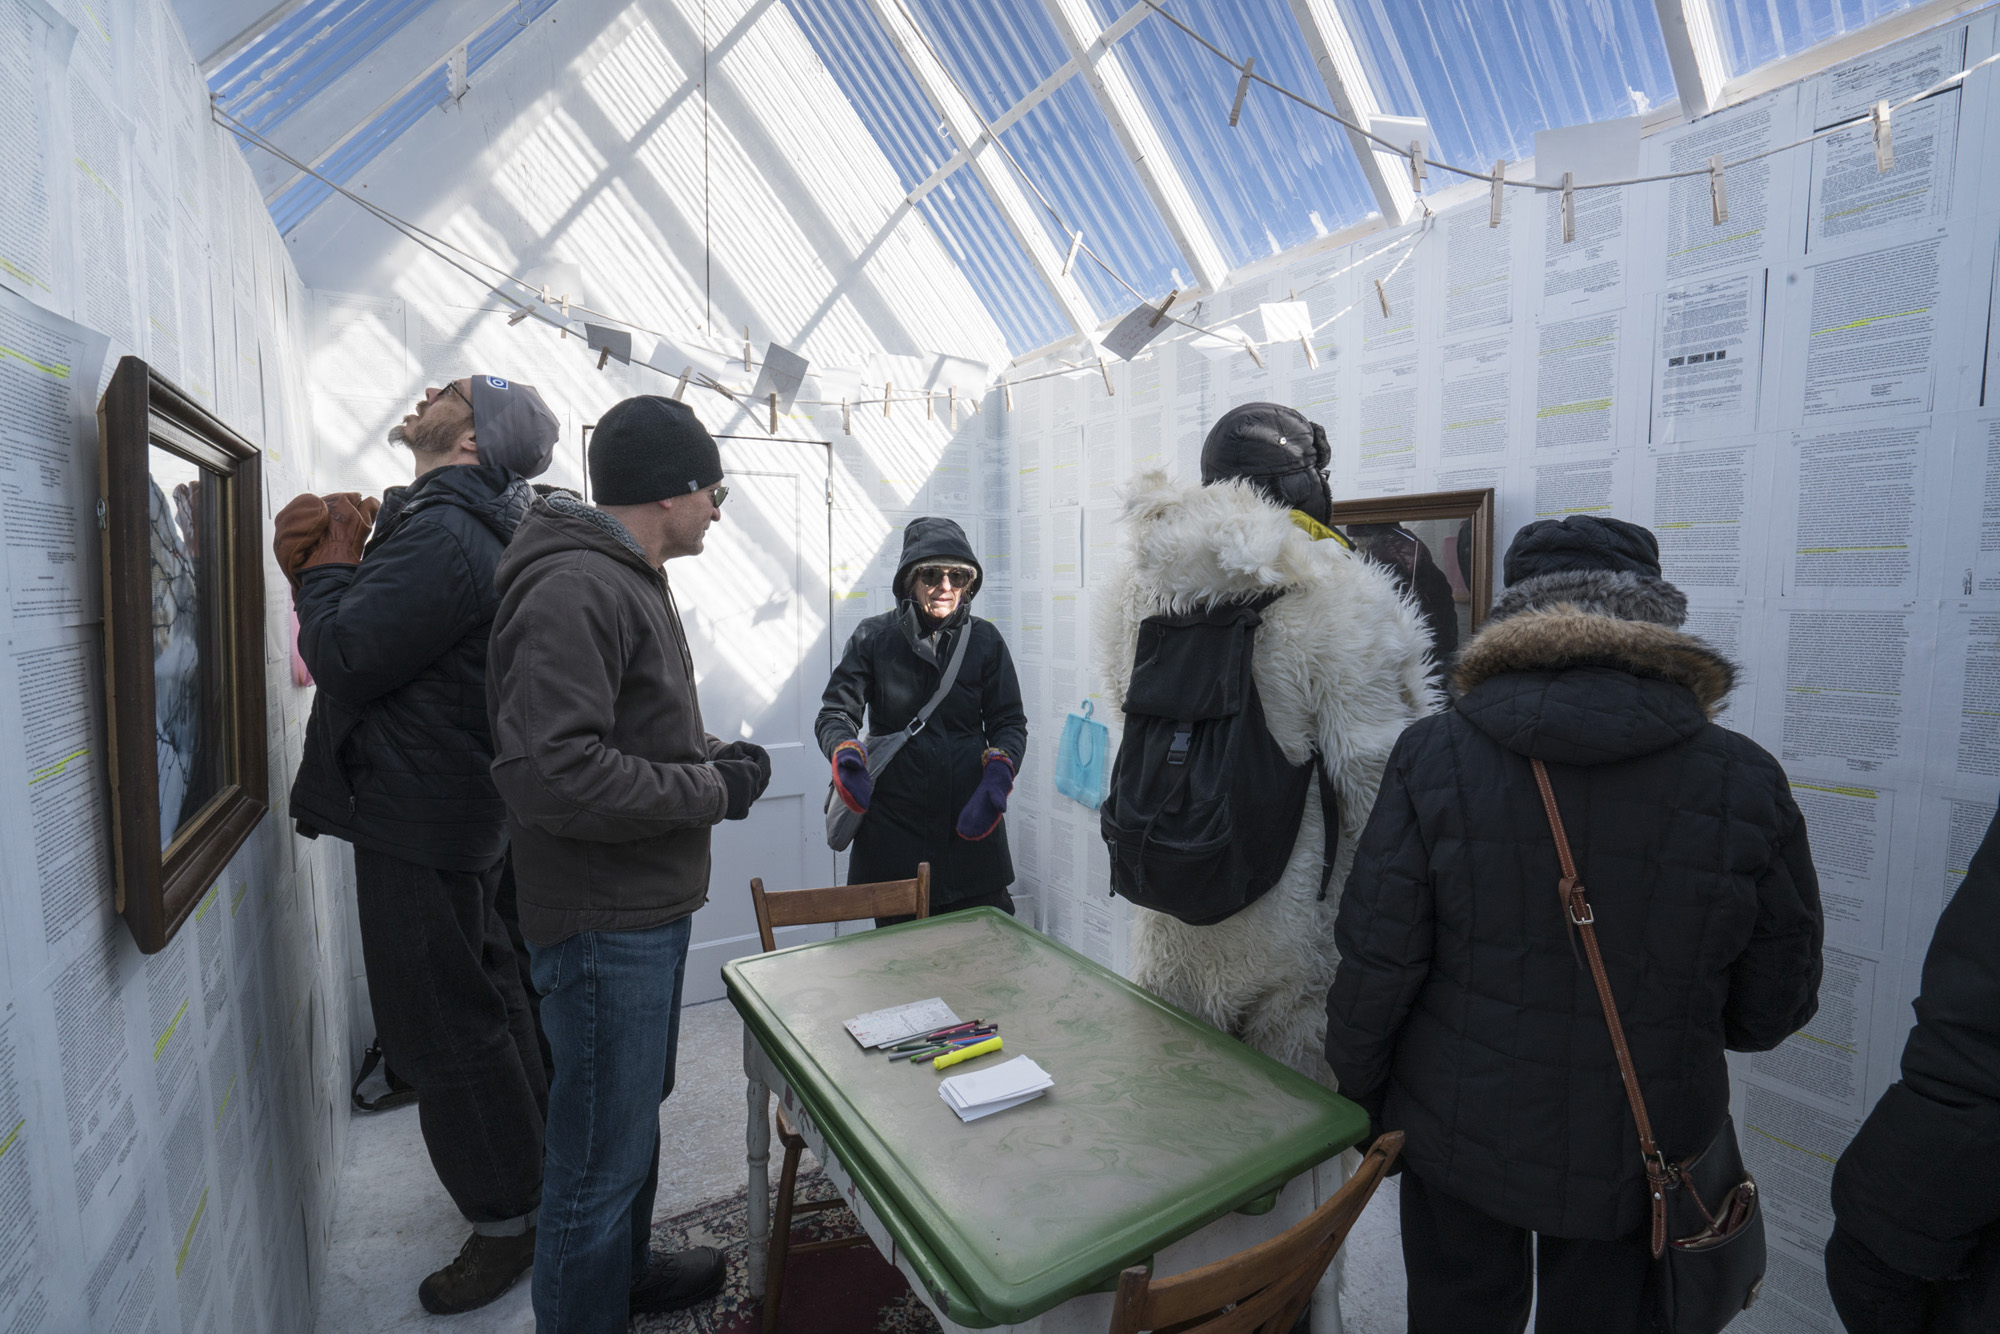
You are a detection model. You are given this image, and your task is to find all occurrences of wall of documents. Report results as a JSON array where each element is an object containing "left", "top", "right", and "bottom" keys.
[
  {"left": 0, "top": 0, "right": 359, "bottom": 1329},
  {"left": 973, "top": 14, "right": 2000, "bottom": 1331}
]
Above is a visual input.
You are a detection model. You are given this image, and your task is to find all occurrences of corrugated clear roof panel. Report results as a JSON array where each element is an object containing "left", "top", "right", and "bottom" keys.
[
  {"left": 900, "top": 0, "right": 1186, "bottom": 315},
  {"left": 1336, "top": 0, "right": 1677, "bottom": 169},
  {"left": 1711, "top": 0, "right": 1921, "bottom": 77},
  {"left": 1088, "top": 0, "right": 1380, "bottom": 266},
  {"left": 212, "top": 0, "right": 441, "bottom": 135},
  {"left": 782, "top": 0, "right": 1068, "bottom": 351}
]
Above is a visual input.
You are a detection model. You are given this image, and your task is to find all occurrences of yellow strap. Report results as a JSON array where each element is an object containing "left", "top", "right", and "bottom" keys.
[{"left": 1290, "top": 510, "right": 1352, "bottom": 548}]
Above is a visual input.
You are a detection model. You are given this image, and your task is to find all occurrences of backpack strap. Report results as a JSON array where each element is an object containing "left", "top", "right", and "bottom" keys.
[
  {"left": 1315, "top": 754, "right": 1340, "bottom": 900},
  {"left": 1529, "top": 757, "right": 1673, "bottom": 1259}
]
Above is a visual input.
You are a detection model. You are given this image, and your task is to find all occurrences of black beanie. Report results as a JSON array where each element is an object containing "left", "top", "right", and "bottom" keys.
[
  {"left": 1503, "top": 515, "right": 1662, "bottom": 585},
  {"left": 588, "top": 396, "right": 723, "bottom": 505},
  {"left": 1199, "top": 402, "right": 1332, "bottom": 524}
]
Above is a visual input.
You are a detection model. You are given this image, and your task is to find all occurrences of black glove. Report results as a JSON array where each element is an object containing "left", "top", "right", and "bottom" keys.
[{"left": 712, "top": 742, "right": 772, "bottom": 821}]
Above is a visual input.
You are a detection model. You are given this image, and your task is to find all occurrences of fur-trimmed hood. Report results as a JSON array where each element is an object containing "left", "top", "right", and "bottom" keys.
[{"left": 1451, "top": 605, "right": 1737, "bottom": 766}]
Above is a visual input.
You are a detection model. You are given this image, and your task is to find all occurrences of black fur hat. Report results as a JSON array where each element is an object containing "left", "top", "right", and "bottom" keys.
[{"left": 1199, "top": 402, "right": 1332, "bottom": 524}]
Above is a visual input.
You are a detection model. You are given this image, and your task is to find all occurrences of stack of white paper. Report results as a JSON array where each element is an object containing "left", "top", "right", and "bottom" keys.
[{"left": 939, "top": 1056, "right": 1053, "bottom": 1123}]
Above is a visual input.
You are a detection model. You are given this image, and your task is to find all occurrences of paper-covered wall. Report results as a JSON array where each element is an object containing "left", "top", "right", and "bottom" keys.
[
  {"left": 988, "top": 15, "right": 2000, "bottom": 1331},
  {"left": 0, "top": 0, "right": 358, "bottom": 1329}
]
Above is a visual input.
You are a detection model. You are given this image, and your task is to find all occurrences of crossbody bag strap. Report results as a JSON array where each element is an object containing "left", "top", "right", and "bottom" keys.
[
  {"left": 909, "top": 619, "right": 973, "bottom": 734},
  {"left": 1529, "top": 757, "right": 1673, "bottom": 1260}
]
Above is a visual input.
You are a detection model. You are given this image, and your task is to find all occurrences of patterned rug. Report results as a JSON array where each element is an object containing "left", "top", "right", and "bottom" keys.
[{"left": 631, "top": 1168, "right": 943, "bottom": 1333}]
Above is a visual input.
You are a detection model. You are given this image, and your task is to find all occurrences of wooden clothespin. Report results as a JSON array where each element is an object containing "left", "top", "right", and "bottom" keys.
[
  {"left": 1408, "top": 140, "right": 1427, "bottom": 193},
  {"left": 1002, "top": 376, "right": 1013, "bottom": 411},
  {"left": 559, "top": 293, "right": 569, "bottom": 317},
  {"left": 1098, "top": 357, "right": 1114, "bottom": 396},
  {"left": 1299, "top": 334, "right": 1318, "bottom": 369},
  {"left": 1061, "top": 229, "right": 1083, "bottom": 278},
  {"left": 883, "top": 382, "right": 893, "bottom": 418},
  {"left": 1560, "top": 172, "right": 1575, "bottom": 245},
  {"left": 925, "top": 391, "right": 934, "bottom": 421},
  {"left": 742, "top": 326, "right": 753, "bottom": 371},
  {"left": 673, "top": 366, "right": 691, "bottom": 400},
  {"left": 597, "top": 347, "right": 610, "bottom": 369},
  {"left": 768, "top": 392, "right": 779, "bottom": 433},
  {"left": 1490, "top": 160, "right": 1506, "bottom": 227},
  {"left": 1374, "top": 277, "right": 1391, "bottom": 318},
  {"left": 539, "top": 285, "right": 551, "bottom": 304},
  {"left": 841, "top": 398, "right": 852, "bottom": 435},
  {"left": 1241, "top": 339, "right": 1263, "bottom": 369},
  {"left": 1229, "top": 56, "right": 1256, "bottom": 127},
  {"left": 507, "top": 304, "right": 532, "bottom": 325},
  {"left": 1872, "top": 100, "right": 1894, "bottom": 172},
  {"left": 1148, "top": 288, "right": 1179, "bottom": 328},
  {"left": 1709, "top": 155, "right": 1728, "bottom": 225},
  {"left": 948, "top": 387, "right": 958, "bottom": 426}
]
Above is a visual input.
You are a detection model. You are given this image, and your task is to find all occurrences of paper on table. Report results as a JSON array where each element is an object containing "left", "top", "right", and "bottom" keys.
[
  {"left": 939, "top": 1055, "right": 1053, "bottom": 1122},
  {"left": 842, "top": 998, "right": 961, "bottom": 1049}
]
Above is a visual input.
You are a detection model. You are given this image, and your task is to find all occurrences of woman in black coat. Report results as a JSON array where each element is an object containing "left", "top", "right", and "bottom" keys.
[
  {"left": 816, "top": 517, "right": 1028, "bottom": 915},
  {"left": 1324, "top": 516, "right": 1824, "bottom": 1334},
  {"left": 1826, "top": 801, "right": 2000, "bottom": 1332}
]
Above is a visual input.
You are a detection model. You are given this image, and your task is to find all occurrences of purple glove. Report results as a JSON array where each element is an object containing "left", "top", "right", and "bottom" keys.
[
  {"left": 833, "top": 740, "right": 871, "bottom": 814},
  {"left": 955, "top": 750, "right": 1015, "bottom": 840}
]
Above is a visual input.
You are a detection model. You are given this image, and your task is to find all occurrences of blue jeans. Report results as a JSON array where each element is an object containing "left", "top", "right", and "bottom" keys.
[{"left": 527, "top": 916, "right": 692, "bottom": 1334}]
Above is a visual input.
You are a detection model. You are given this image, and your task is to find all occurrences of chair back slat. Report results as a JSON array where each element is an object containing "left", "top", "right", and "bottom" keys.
[
  {"left": 749, "top": 863, "right": 931, "bottom": 951},
  {"left": 1107, "top": 1132, "right": 1403, "bottom": 1334}
]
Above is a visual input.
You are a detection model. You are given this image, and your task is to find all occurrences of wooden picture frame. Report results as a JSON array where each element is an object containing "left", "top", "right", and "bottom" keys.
[
  {"left": 99, "top": 356, "right": 268, "bottom": 954},
  {"left": 1329, "top": 488, "right": 1496, "bottom": 665}
]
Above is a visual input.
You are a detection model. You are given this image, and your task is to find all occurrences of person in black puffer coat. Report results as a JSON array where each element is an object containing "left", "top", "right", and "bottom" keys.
[
  {"left": 1826, "top": 800, "right": 2000, "bottom": 1333},
  {"left": 817, "top": 517, "right": 1027, "bottom": 918},
  {"left": 1323, "top": 515, "right": 1824, "bottom": 1334},
  {"left": 278, "top": 375, "right": 560, "bottom": 1315}
]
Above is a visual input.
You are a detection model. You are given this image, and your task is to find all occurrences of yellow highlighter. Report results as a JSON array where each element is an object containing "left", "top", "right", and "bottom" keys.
[{"left": 933, "top": 1036, "right": 1002, "bottom": 1069}]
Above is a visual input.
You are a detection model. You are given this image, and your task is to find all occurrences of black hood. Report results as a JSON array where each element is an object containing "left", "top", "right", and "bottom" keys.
[
  {"left": 370, "top": 463, "right": 533, "bottom": 553},
  {"left": 892, "top": 516, "right": 983, "bottom": 601}
]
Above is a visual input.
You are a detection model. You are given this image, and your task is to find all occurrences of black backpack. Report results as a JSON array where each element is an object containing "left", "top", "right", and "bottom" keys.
[{"left": 1100, "top": 593, "right": 1338, "bottom": 925}]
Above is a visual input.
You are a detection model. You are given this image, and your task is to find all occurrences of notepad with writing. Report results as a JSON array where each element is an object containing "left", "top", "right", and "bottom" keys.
[
  {"left": 843, "top": 998, "right": 961, "bottom": 1048},
  {"left": 939, "top": 1056, "right": 1053, "bottom": 1122}
]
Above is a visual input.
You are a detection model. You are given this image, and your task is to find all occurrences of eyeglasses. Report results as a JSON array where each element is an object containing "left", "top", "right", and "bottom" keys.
[
  {"left": 709, "top": 485, "right": 728, "bottom": 507},
  {"left": 913, "top": 566, "right": 973, "bottom": 589},
  {"left": 435, "top": 381, "right": 471, "bottom": 413}
]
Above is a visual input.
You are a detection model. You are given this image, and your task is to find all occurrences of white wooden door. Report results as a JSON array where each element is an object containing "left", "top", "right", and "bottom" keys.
[{"left": 672, "top": 437, "right": 838, "bottom": 1003}]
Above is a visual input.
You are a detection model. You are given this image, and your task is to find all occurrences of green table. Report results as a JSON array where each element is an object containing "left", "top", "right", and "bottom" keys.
[{"left": 725, "top": 907, "right": 1369, "bottom": 1330}]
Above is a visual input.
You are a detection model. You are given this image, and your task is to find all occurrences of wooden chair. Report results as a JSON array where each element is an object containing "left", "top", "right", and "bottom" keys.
[
  {"left": 747, "top": 861, "right": 930, "bottom": 953},
  {"left": 746, "top": 864, "right": 930, "bottom": 1332},
  {"left": 1106, "top": 1132, "right": 1405, "bottom": 1334}
]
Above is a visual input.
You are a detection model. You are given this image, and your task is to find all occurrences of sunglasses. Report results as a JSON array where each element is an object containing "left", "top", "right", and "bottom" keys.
[
  {"left": 708, "top": 485, "right": 728, "bottom": 507},
  {"left": 913, "top": 566, "right": 973, "bottom": 589}
]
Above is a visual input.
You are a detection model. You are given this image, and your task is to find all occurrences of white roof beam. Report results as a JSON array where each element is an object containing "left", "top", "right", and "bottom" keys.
[
  {"left": 1038, "top": 0, "right": 1228, "bottom": 294},
  {"left": 865, "top": 0, "right": 1101, "bottom": 341},
  {"left": 1283, "top": 0, "right": 1416, "bottom": 227},
  {"left": 1655, "top": 0, "right": 1730, "bottom": 118},
  {"left": 904, "top": 1, "right": 1154, "bottom": 209},
  {"left": 200, "top": 0, "right": 314, "bottom": 74}
]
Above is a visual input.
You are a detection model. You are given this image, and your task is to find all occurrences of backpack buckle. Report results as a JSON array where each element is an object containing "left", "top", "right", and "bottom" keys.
[{"left": 1167, "top": 728, "right": 1191, "bottom": 765}]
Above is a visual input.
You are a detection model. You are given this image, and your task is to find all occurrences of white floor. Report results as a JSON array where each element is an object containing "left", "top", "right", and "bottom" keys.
[{"left": 312, "top": 997, "right": 1410, "bottom": 1333}]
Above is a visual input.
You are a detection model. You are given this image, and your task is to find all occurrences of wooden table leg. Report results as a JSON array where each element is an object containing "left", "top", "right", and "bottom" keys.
[{"left": 745, "top": 1027, "right": 772, "bottom": 1299}]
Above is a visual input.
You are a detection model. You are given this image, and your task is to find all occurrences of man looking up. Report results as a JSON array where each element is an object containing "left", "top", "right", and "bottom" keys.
[
  {"left": 274, "top": 375, "right": 561, "bottom": 1313},
  {"left": 488, "top": 395, "right": 770, "bottom": 1331}
]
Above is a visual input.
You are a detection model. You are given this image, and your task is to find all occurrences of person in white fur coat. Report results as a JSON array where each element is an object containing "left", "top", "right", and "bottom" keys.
[{"left": 1097, "top": 403, "right": 1439, "bottom": 1084}]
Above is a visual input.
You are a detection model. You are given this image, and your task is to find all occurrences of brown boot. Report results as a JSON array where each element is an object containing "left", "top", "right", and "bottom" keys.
[{"left": 417, "top": 1229, "right": 537, "bottom": 1314}]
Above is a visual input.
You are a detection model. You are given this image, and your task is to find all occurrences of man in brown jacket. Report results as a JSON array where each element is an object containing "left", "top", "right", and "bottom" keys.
[{"left": 488, "top": 395, "right": 770, "bottom": 1332}]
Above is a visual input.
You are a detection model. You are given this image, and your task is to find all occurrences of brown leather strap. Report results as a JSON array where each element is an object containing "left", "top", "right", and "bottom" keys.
[{"left": 1530, "top": 758, "right": 1672, "bottom": 1259}]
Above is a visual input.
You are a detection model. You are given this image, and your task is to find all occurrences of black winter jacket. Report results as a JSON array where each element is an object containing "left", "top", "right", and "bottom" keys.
[
  {"left": 816, "top": 518, "right": 1027, "bottom": 904},
  {"left": 1324, "top": 605, "right": 1823, "bottom": 1239},
  {"left": 291, "top": 464, "right": 532, "bottom": 871},
  {"left": 1827, "top": 802, "right": 2000, "bottom": 1331}
]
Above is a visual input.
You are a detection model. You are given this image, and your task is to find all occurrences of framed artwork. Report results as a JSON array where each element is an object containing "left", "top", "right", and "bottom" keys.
[
  {"left": 1329, "top": 488, "right": 1496, "bottom": 667},
  {"left": 98, "top": 356, "right": 268, "bottom": 954}
]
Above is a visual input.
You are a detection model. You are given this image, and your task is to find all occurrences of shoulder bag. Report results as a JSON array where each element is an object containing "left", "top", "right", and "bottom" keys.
[
  {"left": 823, "top": 623, "right": 972, "bottom": 852},
  {"left": 1529, "top": 758, "right": 1766, "bottom": 1333}
]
